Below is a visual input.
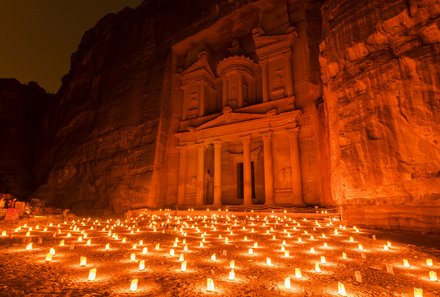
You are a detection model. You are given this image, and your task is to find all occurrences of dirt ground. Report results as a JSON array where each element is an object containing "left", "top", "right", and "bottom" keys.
[{"left": 0, "top": 210, "right": 438, "bottom": 296}]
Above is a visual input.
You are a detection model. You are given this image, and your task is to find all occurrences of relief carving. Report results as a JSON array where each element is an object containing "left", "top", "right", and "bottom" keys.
[{"left": 275, "top": 167, "right": 292, "bottom": 189}]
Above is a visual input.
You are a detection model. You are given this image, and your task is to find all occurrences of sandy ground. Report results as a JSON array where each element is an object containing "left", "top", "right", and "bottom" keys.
[{"left": 0, "top": 210, "right": 439, "bottom": 297}]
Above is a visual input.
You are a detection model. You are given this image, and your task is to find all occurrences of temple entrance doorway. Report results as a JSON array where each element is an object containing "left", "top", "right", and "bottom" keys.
[{"left": 237, "top": 162, "right": 256, "bottom": 200}]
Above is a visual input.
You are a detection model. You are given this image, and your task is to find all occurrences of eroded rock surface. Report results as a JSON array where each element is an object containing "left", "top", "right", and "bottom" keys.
[{"left": 320, "top": 0, "right": 440, "bottom": 231}]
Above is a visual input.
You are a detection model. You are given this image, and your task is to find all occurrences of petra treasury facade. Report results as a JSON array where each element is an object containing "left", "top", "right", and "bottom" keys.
[
  {"left": 1, "top": 0, "right": 439, "bottom": 232},
  {"left": 175, "top": 29, "right": 303, "bottom": 208}
]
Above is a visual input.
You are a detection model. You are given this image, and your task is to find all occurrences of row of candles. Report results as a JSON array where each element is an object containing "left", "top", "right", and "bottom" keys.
[{"left": 2, "top": 211, "right": 438, "bottom": 296}]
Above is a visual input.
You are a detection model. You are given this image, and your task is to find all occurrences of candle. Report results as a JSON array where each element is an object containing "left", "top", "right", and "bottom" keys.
[
  {"left": 315, "top": 263, "right": 321, "bottom": 272},
  {"left": 342, "top": 252, "right": 347, "bottom": 260},
  {"left": 179, "top": 254, "right": 184, "bottom": 262},
  {"left": 130, "top": 253, "right": 136, "bottom": 262},
  {"left": 266, "top": 257, "right": 272, "bottom": 266},
  {"left": 45, "top": 253, "right": 53, "bottom": 262},
  {"left": 181, "top": 261, "right": 187, "bottom": 272},
  {"left": 142, "top": 247, "right": 148, "bottom": 254},
  {"left": 228, "top": 269, "right": 235, "bottom": 280},
  {"left": 358, "top": 244, "right": 363, "bottom": 251},
  {"left": 80, "top": 256, "right": 87, "bottom": 267},
  {"left": 1, "top": 231, "right": 6, "bottom": 236},
  {"left": 321, "top": 256, "right": 326, "bottom": 264},
  {"left": 49, "top": 248, "right": 56, "bottom": 255},
  {"left": 414, "top": 288, "right": 423, "bottom": 297},
  {"left": 284, "top": 251, "right": 290, "bottom": 257},
  {"left": 26, "top": 242, "right": 32, "bottom": 250},
  {"left": 88, "top": 268, "right": 97, "bottom": 281},
  {"left": 338, "top": 282, "right": 347, "bottom": 296},
  {"left": 86, "top": 239, "right": 91, "bottom": 246},
  {"left": 155, "top": 243, "right": 160, "bottom": 250},
  {"left": 206, "top": 278, "right": 215, "bottom": 291},
  {"left": 429, "top": 271, "right": 437, "bottom": 281},
  {"left": 403, "top": 259, "right": 410, "bottom": 267},
  {"left": 384, "top": 245, "right": 389, "bottom": 251},
  {"left": 211, "top": 253, "right": 216, "bottom": 261},
  {"left": 248, "top": 248, "right": 253, "bottom": 255},
  {"left": 130, "top": 279, "right": 138, "bottom": 292},
  {"left": 426, "top": 258, "right": 433, "bottom": 267},
  {"left": 230, "top": 260, "right": 235, "bottom": 269},
  {"left": 139, "top": 260, "right": 145, "bottom": 271},
  {"left": 59, "top": 240, "right": 65, "bottom": 247},
  {"left": 105, "top": 243, "right": 110, "bottom": 250},
  {"left": 284, "top": 277, "right": 291, "bottom": 289},
  {"left": 295, "top": 268, "right": 302, "bottom": 279},
  {"left": 169, "top": 249, "right": 175, "bottom": 256}
]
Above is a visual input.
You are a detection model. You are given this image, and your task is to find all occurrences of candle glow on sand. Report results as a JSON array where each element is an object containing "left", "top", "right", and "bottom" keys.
[{"left": 0, "top": 209, "right": 437, "bottom": 296}]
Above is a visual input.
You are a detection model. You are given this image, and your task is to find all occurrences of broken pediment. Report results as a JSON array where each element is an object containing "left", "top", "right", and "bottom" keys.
[
  {"left": 252, "top": 27, "right": 298, "bottom": 59},
  {"left": 178, "top": 51, "right": 216, "bottom": 82}
]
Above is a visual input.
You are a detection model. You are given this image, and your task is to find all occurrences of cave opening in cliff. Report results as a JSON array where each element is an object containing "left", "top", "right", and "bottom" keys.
[{"left": 0, "top": 0, "right": 439, "bottom": 296}]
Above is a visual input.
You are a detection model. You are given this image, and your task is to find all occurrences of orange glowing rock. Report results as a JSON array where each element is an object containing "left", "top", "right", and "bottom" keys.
[
  {"left": 295, "top": 268, "right": 302, "bottom": 279},
  {"left": 228, "top": 269, "right": 235, "bottom": 280},
  {"left": 139, "top": 260, "right": 145, "bottom": 271},
  {"left": 88, "top": 268, "right": 97, "bottom": 281},
  {"left": 206, "top": 278, "right": 215, "bottom": 291},
  {"left": 80, "top": 256, "right": 87, "bottom": 267},
  {"left": 45, "top": 253, "right": 53, "bottom": 262},
  {"left": 181, "top": 261, "right": 187, "bottom": 272},
  {"left": 284, "top": 277, "right": 291, "bottom": 289},
  {"left": 26, "top": 242, "right": 32, "bottom": 250},
  {"left": 414, "top": 288, "right": 423, "bottom": 297},
  {"left": 338, "top": 282, "right": 347, "bottom": 296},
  {"left": 429, "top": 271, "right": 437, "bottom": 281},
  {"left": 130, "top": 279, "right": 138, "bottom": 292}
]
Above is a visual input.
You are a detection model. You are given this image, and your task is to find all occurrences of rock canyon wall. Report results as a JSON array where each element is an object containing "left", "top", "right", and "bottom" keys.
[
  {"left": 1, "top": 0, "right": 438, "bottom": 231},
  {"left": 320, "top": 0, "right": 440, "bottom": 231},
  {"left": 0, "top": 79, "right": 52, "bottom": 199}
]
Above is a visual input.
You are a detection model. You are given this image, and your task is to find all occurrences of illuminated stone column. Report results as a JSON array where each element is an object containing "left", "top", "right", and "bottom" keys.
[
  {"left": 196, "top": 142, "right": 205, "bottom": 206},
  {"left": 288, "top": 128, "right": 304, "bottom": 206},
  {"left": 262, "top": 133, "right": 274, "bottom": 206},
  {"left": 177, "top": 145, "right": 187, "bottom": 206},
  {"left": 213, "top": 140, "right": 222, "bottom": 207},
  {"left": 260, "top": 60, "right": 269, "bottom": 102},
  {"left": 241, "top": 135, "right": 253, "bottom": 206}
]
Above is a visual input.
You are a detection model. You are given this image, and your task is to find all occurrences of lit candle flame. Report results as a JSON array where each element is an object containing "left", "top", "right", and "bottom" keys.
[
  {"left": 403, "top": 259, "right": 410, "bottom": 267},
  {"left": 429, "top": 271, "right": 437, "bottom": 281},
  {"left": 284, "top": 277, "right": 291, "bottom": 289},
  {"left": 181, "top": 261, "right": 187, "bottom": 272},
  {"left": 315, "top": 263, "right": 321, "bottom": 272},
  {"left": 414, "top": 288, "right": 423, "bottom": 297},
  {"left": 26, "top": 242, "right": 32, "bottom": 250},
  {"left": 295, "top": 268, "right": 302, "bottom": 279},
  {"left": 80, "top": 256, "right": 87, "bottom": 267},
  {"left": 230, "top": 260, "right": 235, "bottom": 269},
  {"left": 45, "top": 253, "right": 53, "bottom": 262},
  {"left": 130, "top": 279, "right": 138, "bottom": 292},
  {"left": 88, "top": 268, "right": 96, "bottom": 281},
  {"left": 266, "top": 257, "right": 272, "bottom": 266},
  {"left": 338, "top": 282, "right": 347, "bottom": 296},
  {"left": 206, "top": 278, "right": 215, "bottom": 292},
  {"left": 321, "top": 256, "right": 326, "bottom": 264},
  {"left": 426, "top": 258, "right": 433, "bottom": 267},
  {"left": 229, "top": 269, "right": 235, "bottom": 280}
]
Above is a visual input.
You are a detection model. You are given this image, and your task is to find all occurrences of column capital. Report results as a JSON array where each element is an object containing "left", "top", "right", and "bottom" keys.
[
  {"left": 178, "top": 144, "right": 187, "bottom": 151},
  {"left": 213, "top": 139, "right": 223, "bottom": 147},
  {"left": 287, "top": 127, "right": 299, "bottom": 137},
  {"left": 261, "top": 132, "right": 272, "bottom": 142},
  {"left": 240, "top": 135, "right": 251, "bottom": 144}
]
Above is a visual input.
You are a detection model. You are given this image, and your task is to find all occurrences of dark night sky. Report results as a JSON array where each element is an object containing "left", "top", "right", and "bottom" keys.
[{"left": 0, "top": 0, "right": 143, "bottom": 93}]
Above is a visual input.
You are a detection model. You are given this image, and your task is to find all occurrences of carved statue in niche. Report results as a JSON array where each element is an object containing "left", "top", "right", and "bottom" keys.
[
  {"left": 185, "top": 176, "right": 197, "bottom": 194},
  {"left": 227, "top": 38, "right": 244, "bottom": 56},
  {"left": 275, "top": 167, "right": 292, "bottom": 189},
  {"left": 204, "top": 169, "right": 214, "bottom": 203},
  {"left": 271, "top": 67, "right": 286, "bottom": 98}
]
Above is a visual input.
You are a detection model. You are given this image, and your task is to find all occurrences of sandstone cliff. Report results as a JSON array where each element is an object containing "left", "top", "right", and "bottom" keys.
[
  {"left": 320, "top": 0, "right": 440, "bottom": 231},
  {"left": 0, "top": 79, "right": 52, "bottom": 199}
]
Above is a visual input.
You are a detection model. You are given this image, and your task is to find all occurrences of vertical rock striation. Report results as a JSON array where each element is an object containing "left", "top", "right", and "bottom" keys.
[{"left": 320, "top": 0, "right": 440, "bottom": 231}]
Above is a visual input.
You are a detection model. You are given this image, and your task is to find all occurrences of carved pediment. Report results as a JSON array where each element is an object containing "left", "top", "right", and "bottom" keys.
[
  {"left": 197, "top": 107, "right": 268, "bottom": 130},
  {"left": 178, "top": 51, "right": 215, "bottom": 82},
  {"left": 252, "top": 27, "right": 298, "bottom": 59}
]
